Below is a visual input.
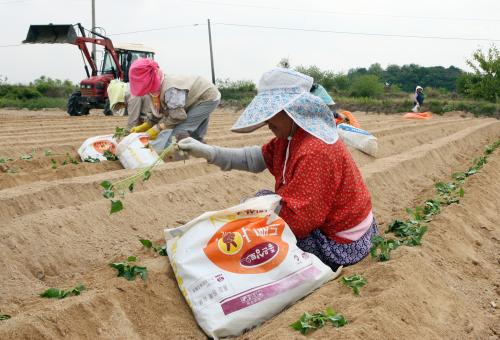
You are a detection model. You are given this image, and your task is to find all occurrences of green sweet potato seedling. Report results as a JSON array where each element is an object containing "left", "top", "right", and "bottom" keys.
[
  {"left": 40, "top": 284, "right": 85, "bottom": 299},
  {"left": 370, "top": 235, "right": 400, "bottom": 262},
  {"left": 341, "top": 274, "right": 367, "bottom": 295},
  {"left": 110, "top": 256, "right": 148, "bottom": 281},
  {"left": 290, "top": 307, "right": 347, "bottom": 335},
  {"left": 140, "top": 239, "right": 167, "bottom": 256}
]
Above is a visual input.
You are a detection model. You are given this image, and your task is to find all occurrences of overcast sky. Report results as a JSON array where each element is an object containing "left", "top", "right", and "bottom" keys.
[{"left": 0, "top": 0, "right": 499, "bottom": 85}]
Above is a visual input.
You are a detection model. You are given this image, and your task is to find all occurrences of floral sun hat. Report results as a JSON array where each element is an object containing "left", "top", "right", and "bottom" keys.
[{"left": 231, "top": 68, "right": 338, "bottom": 144}]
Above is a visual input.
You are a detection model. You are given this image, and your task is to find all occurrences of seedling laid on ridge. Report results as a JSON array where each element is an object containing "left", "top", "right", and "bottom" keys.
[
  {"left": 341, "top": 274, "right": 367, "bottom": 295},
  {"left": 370, "top": 235, "right": 400, "bottom": 262},
  {"left": 109, "top": 256, "right": 148, "bottom": 281},
  {"left": 40, "top": 284, "right": 85, "bottom": 299},
  {"left": 290, "top": 307, "right": 347, "bottom": 335},
  {"left": 140, "top": 239, "right": 167, "bottom": 256}
]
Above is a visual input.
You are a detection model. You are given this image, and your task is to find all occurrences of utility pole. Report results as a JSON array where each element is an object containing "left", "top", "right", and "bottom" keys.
[
  {"left": 91, "top": 0, "right": 96, "bottom": 62},
  {"left": 207, "top": 19, "right": 216, "bottom": 84}
]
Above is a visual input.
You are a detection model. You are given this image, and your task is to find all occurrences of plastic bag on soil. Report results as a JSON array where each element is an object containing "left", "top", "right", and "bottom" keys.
[
  {"left": 165, "top": 195, "right": 339, "bottom": 339},
  {"left": 337, "top": 123, "right": 378, "bottom": 157},
  {"left": 77, "top": 135, "right": 117, "bottom": 162},
  {"left": 116, "top": 133, "right": 162, "bottom": 169}
]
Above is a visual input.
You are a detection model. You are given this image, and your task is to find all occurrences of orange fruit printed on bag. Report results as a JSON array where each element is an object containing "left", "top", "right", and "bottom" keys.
[{"left": 203, "top": 216, "right": 289, "bottom": 274}]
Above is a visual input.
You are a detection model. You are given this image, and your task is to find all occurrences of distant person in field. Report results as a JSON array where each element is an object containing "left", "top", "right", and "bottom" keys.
[
  {"left": 178, "top": 68, "right": 378, "bottom": 271},
  {"left": 126, "top": 58, "right": 220, "bottom": 150},
  {"left": 107, "top": 80, "right": 151, "bottom": 129},
  {"left": 412, "top": 85, "right": 424, "bottom": 112}
]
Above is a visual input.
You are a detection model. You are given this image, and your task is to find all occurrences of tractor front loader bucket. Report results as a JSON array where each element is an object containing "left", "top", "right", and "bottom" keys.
[{"left": 23, "top": 24, "right": 78, "bottom": 44}]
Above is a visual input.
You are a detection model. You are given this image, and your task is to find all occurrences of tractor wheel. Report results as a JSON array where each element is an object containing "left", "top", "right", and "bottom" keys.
[
  {"left": 103, "top": 99, "right": 113, "bottom": 116},
  {"left": 67, "top": 92, "right": 90, "bottom": 116}
]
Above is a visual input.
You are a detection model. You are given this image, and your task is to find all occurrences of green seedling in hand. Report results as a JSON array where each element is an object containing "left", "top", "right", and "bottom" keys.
[
  {"left": 101, "top": 138, "right": 179, "bottom": 214},
  {"left": 341, "top": 274, "right": 367, "bottom": 295}
]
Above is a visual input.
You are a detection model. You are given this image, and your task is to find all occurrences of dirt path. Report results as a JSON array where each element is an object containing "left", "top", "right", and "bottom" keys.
[{"left": 0, "top": 109, "right": 498, "bottom": 339}]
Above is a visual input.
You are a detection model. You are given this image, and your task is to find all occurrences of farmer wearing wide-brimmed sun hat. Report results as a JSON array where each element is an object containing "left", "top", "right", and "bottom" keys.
[
  {"left": 127, "top": 58, "right": 220, "bottom": 149},
  {"left": 179, "top": 68, "right": 378, "bottom": 271}
]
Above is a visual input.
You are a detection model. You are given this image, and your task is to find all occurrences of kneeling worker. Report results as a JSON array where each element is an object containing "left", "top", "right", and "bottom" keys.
[
  {"left": 127, "top": 58, "right": 221, "bottom": 150},
  {"left": 107, "top": 79, "right": 152, "bottom": 129}
]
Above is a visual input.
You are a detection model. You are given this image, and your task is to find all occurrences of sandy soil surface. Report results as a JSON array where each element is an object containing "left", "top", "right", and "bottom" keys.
[{"left": 0, "top": 108, "right": 498, "bottom": 339}]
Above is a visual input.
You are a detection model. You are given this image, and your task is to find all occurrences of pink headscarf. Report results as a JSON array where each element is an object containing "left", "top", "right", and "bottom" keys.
[{"left": 129, "top": 58, "right": 162, "bottom": 96}]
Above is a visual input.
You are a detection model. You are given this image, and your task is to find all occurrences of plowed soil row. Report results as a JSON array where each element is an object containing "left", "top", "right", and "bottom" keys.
[{"left": 0, "top": 108, "right": 498, "bottom": 339}]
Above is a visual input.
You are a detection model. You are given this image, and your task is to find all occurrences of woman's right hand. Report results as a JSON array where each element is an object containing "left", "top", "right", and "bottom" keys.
[
  {"left": 178, "top": 137, "right": 215, "bottom": 161},
  {"left": 130, "top": 122, "right": 152, "bottom": 133}
]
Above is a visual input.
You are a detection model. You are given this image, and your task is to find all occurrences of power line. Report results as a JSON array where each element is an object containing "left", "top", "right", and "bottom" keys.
[
  {"left": 214, "top": 22, "right": 500, "bottom": 42},
  {"left": 0, "top": 24, "right": 203, "bottom": 48},
  {"left": 3, "top": 20, "right": 498, "bottom": 48},
  {"left": 180, "top": 0, "right": 500, "bottom": 23},
  {"left": 0, "top": 43, "right": 23, "bottom": 48},
  {"left": 0, "top": 0, "right": 31, "bottom": 4},
  {"left": 109, "top": 23, "right": 203, "bottom": 36}
]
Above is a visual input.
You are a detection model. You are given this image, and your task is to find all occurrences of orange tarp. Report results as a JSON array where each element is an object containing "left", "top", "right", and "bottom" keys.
[
  {"left": 403, "top": 112, "right": 432, "bottom": 120},
  {"left": 336, "top": 111, "right": 361, "bottom": 128}
]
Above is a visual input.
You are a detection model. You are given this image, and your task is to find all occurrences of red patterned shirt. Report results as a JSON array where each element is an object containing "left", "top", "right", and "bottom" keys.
[{"left": 261, "top": 128, "right": 372, "bottom": 243}]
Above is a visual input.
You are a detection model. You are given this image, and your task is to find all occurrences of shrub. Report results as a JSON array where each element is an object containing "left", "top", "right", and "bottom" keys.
[
  {"left": 294, "top": 65, "right": 347, "bottom": 92},
  {"left": 0, "top": 97, "right": 66, "bottom": 110},
  {"left": 460, "top": 45, "right": 500, "bottom": 102},
  {"left": 349, "top": 75, "right": 384, "bottom": 98},
  {"left": 216, "top": 79, "right": 256, "bottom": 107},
  {"left": 32, "top": 76, "right": 76, "bottom": 98}
]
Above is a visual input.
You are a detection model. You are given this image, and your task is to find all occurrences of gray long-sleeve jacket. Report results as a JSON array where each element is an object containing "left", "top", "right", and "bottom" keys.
[{"left": 208, "top": 145, "right": 267, "bottom": 173}]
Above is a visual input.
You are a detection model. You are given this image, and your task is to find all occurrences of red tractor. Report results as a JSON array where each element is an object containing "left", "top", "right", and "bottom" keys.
[{"left": 23, "top": 23, "right": 155, "bottom": 116}]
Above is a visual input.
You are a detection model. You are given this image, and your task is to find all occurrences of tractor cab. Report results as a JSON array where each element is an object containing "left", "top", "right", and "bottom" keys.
[
  {"left": 78, "top": 43, "right": 155, "bottom": 115},
  {"left": 108, "top": 43, "right": 155, "bottom": 82}
]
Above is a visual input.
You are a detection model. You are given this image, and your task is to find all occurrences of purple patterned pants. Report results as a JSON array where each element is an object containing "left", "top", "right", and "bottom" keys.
[
  {"left": 253, "top": 189, "right": 378, "bottom": 271},
  {"left": 296, "top": 219, "right": 379, "bottom": 271}
]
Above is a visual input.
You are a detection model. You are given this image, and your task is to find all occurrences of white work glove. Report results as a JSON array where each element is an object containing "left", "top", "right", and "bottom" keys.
[{"left": 178, "top": 137, "right": 215, "bottom": 161}]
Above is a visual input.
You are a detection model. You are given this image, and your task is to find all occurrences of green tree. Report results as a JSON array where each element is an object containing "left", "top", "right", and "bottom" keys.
[
  {"left": 462, "top": 45, "right": 500, "bottom": 102},
  {"left": 349, "top": 74, "right": 384, "bottom": 97},
  {"left": 368, "top": 63, "right": 384, "bottom": 78},
  {"left": 294, "top": 65, "right": 346, "bottom": 92}
]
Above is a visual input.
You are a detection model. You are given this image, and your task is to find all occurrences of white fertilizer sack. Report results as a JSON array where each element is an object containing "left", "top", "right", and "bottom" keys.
[{"left": 165, "top": 195, "right": 339, "bottom": 339}]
